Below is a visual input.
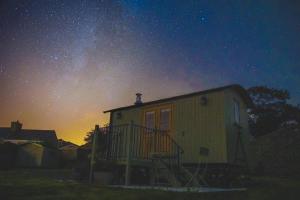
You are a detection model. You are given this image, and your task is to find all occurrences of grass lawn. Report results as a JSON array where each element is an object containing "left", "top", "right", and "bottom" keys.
[{"left": 0, "top": 169, "right": 300, "bottom": 200}]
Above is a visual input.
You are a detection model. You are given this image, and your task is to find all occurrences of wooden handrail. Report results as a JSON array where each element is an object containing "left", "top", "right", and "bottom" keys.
[{"left": 98, "top": 123, "right": 184, "bottom": 164}]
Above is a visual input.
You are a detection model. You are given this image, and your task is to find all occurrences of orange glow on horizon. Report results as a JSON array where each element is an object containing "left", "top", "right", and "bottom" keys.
[
  {"left": 0, "top": 113, "right": 110, "bottom": 145},
  {"left": 0, "top": 62, "right": 204, "bottom": 145}
]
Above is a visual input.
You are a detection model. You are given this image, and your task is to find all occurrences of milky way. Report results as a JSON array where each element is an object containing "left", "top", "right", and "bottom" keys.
[{"left": 1, "top": 0, "right": 300, "bottom": 144}]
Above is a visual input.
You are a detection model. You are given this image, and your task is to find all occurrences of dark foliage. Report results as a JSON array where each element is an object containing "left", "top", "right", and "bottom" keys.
[
  {"left": 83, "top": 128, "right": 107, "bottom": 158},
  {"left": 247, "top": 86, "right": 300, "bottom": 137},
  {"left": 84, "top": 130, "right": 94, "bottom": 144},
  {"left": 84, "top": 123, "right": 110, "bottom": 144}
]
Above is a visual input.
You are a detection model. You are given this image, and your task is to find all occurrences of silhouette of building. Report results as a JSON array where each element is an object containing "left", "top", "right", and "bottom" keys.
[
  {"left": 58, "top": 139, "right": 79, "bottom": 167},
  {"left": 0, "top": 121, "right": 59, "bottom": 168},
  {"left": 0, "top": 121, "right": 58, "bottom": 148}
]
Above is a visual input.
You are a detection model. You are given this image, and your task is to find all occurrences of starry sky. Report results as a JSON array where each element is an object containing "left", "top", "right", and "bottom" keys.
[{"left": 1, "top": 0, "right": 300, "bottom": 144}]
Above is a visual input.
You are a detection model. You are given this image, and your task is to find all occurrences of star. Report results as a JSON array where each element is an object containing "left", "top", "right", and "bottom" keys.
[{"left": 0, "top": 0, "right": 299, "bottom": 145}]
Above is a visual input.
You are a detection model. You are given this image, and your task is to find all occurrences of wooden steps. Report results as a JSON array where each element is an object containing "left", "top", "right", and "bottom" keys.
[{"left": 150, "top": 153, "right": 203, "bottom": 187}]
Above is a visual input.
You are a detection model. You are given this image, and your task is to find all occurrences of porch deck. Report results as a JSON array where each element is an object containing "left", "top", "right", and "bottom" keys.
[
  {"left": 97, "top": 123, "right": 184, "bottom": 166},
  {"left": 91, "top": 123, "right": 192, "bottom": 186}
]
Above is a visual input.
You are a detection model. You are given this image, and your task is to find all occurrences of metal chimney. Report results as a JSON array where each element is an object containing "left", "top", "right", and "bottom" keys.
[
  {"left": 10, "top": 120, "right": 22, "bottom": 133},
  {"left": 135, "top": 93, "right": 142, "bottom": 105}
]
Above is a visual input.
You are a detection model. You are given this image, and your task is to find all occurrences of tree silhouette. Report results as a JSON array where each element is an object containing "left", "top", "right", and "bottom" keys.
[
  {"left": 84, "top": 130, "right": 94, "bottom": 144},
  {"left": 247, "top": 86, "right": 300, "bottom": 137}
]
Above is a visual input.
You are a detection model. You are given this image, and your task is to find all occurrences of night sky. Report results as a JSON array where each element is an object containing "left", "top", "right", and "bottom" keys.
[{"left": 1, "top": 0, "right": 299, "bottom": 144}]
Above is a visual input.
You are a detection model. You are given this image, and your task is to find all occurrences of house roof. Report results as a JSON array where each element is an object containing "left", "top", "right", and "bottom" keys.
[
  {"left": 78, "top": 142, "right": 92, "bottom": 150},
  {"left": 59, "top": 144, "right": 79, "bottom": 150},
  {"left": 103, "top": 84, "right": 253, "bottom": 113},
  {"left": 0, "top": 128, "right": 58, "bottom": 147},
  {"left": 58, "top": 139, "right": 78, "bottom": 148}
]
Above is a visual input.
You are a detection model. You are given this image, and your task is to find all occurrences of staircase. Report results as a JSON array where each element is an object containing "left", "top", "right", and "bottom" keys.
[{"left": 150, "top": 152, "right": 202, "bottom": 187}]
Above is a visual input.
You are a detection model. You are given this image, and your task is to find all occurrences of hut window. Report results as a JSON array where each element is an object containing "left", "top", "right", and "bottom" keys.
[
  {"left": 145, "top": 111, "right": 155, "bottom": 129},
  {"left": 234, "top": 99, "right": 240, "bottom": 124},
  {"left": 160, "top": 108, "right": 171, "bottom": 131}
]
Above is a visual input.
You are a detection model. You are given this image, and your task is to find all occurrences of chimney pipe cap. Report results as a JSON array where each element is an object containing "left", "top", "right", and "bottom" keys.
[{"left": 135, "top": 93, "right": 143, "bottom": 105}]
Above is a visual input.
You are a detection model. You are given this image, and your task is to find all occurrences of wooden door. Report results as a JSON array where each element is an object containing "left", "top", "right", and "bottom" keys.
[
  {"left": 143, "top": 104, "right": 172, "bottom": 156},
  {"left": 157, "top": 107, "right": 172, "bottom": 152}
]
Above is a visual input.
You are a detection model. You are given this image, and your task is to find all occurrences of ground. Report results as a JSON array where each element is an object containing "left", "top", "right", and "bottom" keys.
[{"left": 0, "top": 170, "right": 300, "bottom": 200}]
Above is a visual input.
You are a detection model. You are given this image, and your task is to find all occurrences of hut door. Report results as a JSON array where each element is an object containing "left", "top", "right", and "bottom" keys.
[
  {"left": 159, "top": 108, "right": 171, "bottom": 134},
  {"left": 143, "top": 110, "right": 156, "bottom": 158},
  {"left": 157, "top": 107, "right": 172, "bottom": 153},
  {"left": 145, "top": 111, "right": 155, "bottom": 129},
  {"left": 143, "top": 105, "right": 172, "bottom": 156},
  {"left": 143, "top": 105, "right": 172, "bottom": 132}
]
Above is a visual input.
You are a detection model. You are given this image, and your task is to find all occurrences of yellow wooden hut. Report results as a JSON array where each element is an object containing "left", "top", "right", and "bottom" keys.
[{"left": 98, "top": 84, "right": 253, "bottom": 186}]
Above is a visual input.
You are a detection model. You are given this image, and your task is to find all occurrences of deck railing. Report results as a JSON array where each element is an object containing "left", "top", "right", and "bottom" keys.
[{"left": 97, "top": 123, "right": 184, "bottom": 166}]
